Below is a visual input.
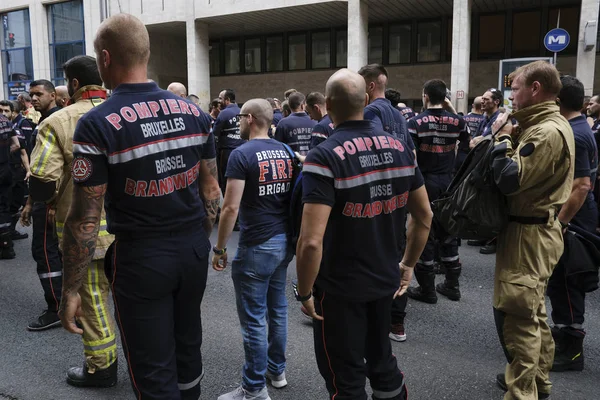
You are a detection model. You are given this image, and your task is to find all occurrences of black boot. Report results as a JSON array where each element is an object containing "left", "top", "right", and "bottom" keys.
[
  {"left": 10, "top": 214, "right": 28, "bottom": 240},
  {"left": 433, "top": 262, "right": 446, "bottom": 275},
  {"left": 552, "top": 327, "right": 584, "bottom": 372},
  {"left": 0, "top": 232, "right": 15, "bottom": 259},
  {"left": 436, "top": 262, "right": 461, "bottom": 301},
  {"left": 407, "top": 264, "right": 437, "bottom": 304},
  {"left": 66, "top": 359, "right": 118, "bottom": 388}
]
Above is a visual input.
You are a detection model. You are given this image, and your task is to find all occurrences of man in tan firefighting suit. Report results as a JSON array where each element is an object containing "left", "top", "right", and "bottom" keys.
[
  {"left": 26, "top": 55, "right": 118, "bottom": 388},
  {"left": 490, "top": 60, "right": 574, "bottom": 400}
]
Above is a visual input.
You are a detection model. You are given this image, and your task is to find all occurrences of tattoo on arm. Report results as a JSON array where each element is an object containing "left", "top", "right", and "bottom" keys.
[
  {"left": 199, "top": 158, "right": 221, "bottom": 234},
  {"left": 60, "top": 184, "right": 106, "bottom": 300}
]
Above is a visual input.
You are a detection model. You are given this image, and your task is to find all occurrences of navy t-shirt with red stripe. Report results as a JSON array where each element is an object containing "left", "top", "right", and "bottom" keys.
[
  {"left": 302, "top": 119, "right": 424, "bottom": 302},
  {"left": 309, "top": 114, "right": 334, "bottom": 149},
  {"left": 71, "top": 82, "right": 215, "bottom": 236},
  {"left": 408, "top": 109, "right": 470, "bottom": 175}
]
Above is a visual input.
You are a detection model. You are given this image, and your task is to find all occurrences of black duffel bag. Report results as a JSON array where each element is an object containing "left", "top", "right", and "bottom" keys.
[{"left": 431, "top": 136, "right": 508, "bottom": 241}]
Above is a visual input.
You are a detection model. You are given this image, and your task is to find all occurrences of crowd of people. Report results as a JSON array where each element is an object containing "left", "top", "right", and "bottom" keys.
[{"left": 1, "top": 11, "right": 598, "bottom": 400}]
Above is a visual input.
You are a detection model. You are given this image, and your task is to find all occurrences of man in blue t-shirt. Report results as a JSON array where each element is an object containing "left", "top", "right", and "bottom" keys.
[
  {"left": 214, "top": 88, "right": 245, "bottom": 194},
  {"left": 212, "top": 99, "right": 294, "bottom": 400},
  {"left": 548, "top": 76, "right": 598, "bottom": 373},
  {"left": 359, "top": 64, "right": 414, "bottom": 152},
  {"left": 306, "top": 92, "right": 334, "bottom": 149},
  {"left": 0, "top": 114, "right": 20, "bottom": 259},
  {"left": 457, "top": 97, "right": 484, "bottom": 172},
  {"left": 274, "top": 92, "right": 316, "bottom": 156},
  {"left": 57, "top": 14, "right": 221, "bottom": 400},
  {"left": 295, "top": 69, "right": 432, "bottom": 400}
]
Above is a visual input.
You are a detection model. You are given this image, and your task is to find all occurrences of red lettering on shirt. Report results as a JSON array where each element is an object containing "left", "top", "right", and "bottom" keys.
[
  {"left": 135, "top": 181, "right": 148, "bottom": 197},
  {"left": 258, "top": 161, "right": 269, "bottom": 182},
  {"left": 159, "top": 99, "right": 170, "bottom": 115},
  {"left": 125, "top": 178, "right": 135, "bottom": 195},
  {"left": 133, "top": 102, "right": 152, "bottom": 119},
  {"left": 148, "top": 101, "right": 160, "bottom": 117},
  {"left": 276, "top": 159, "right": 287, "bottom": 179},
  {"left": 167, "top": 99, "right": 181, "bottom": 114},
  {"left": 106, "top": 113, "right": 123, "bottom": 130},
  {"left": 178, "top": 100, "right": 191, "bottom": 115},
  {"left": 121, "top": 107, "right": 137, "bottom": 123}
]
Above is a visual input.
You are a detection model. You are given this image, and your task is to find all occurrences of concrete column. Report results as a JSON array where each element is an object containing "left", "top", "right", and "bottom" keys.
[
  {"left": 30, "top": 1, "right": 51, "bottom": 82},
  {"left": 347, "top": 0, "right": 368, "bottom": 72},
  {"left": 83, "top": 0, "right": 104, "bottom": 56},
  {"left": 450, "top": 0, "right": 471, "bottom": 114},
  {"left": 186, "top": 19, "right": 210, "bottom": 109},
  {"left": 576, "top": 0, "right": 600, "bottom": 96}
]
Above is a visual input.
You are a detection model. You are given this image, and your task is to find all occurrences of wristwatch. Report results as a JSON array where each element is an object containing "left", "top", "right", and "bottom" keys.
[
  {"left": 212, "top": 246, "right": 227, "bottom": 255},
  {"left": 293, "top": 285, "right": 312, "bottom": 302}
]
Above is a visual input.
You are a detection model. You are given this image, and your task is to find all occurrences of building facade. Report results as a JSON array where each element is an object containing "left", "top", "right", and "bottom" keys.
[{"left": 1, "top": 0, "right": 599, "bottom": 113}]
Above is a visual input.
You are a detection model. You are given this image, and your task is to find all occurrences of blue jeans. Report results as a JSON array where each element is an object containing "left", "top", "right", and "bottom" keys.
[{"left": 232, "top": 233, "right": 293, "bottom": 392}]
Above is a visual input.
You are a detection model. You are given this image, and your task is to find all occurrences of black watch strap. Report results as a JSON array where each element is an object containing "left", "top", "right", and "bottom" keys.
[
  {"left": 294, "top": 285, "right": 312, "bottom": 302},
  {"left": 212, "top": 246, "right": 227, "bottom": 255}
]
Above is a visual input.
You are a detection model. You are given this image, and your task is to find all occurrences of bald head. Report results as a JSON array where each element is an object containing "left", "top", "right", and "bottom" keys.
[
  {"left": 94, "top": 14, "right": 150, "bottom": 68},
  {"left": 240, "top": 99, "right": 273, "bottom": 139},
  {"left": 325, "top": 69, "right": 367, "bottom": 125},
  {"left": 55, "top": 85, "right": 69, "bottom": 108},
  {"left": 168, "top": 82, "right": 187, "bottom": 97},
  {"left": 473, "top": 96, "right": 482, "bottom": 112}
]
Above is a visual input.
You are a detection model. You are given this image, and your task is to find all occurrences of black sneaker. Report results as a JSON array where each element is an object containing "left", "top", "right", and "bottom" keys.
[
  {"left": 11, "top": 230, "right": 28, "bottom": 240},
  {"left": 27, "top": 310, "right": 61, "bottom": 331},
  {"left": 496, "top": 373, "right": 550, "bottom": 399},
  {"left": 67, "top": 360, "right": 118, "bottom": 388}
]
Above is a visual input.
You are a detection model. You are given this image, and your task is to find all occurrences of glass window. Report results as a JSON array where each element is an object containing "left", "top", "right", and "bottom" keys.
[
  {"left": 48, "top": 1, "right": 85, "bottom": 85},
  {"left": 417, "top": 21, "right": 441, "bottom": 62},
  {"left": 266, "top": 36, "right": 283, "bottom": 72},
  {"left": 548, "top": 7, "right": 579, "bottom": 53},
  {"left": 478, "top": 14, "right": 505, "bottom": 56},
  {"left": 368, "top": 26, "right": 383, "bottom": 64},
  {"left": 288, "top": 34, "right": 306, "bottom": 70},
  {"left": 335, "top": 30, "right": 347, "bottom": 68},
  {"left": 1, "top": 9, "right": 34, "bottom": 99},
  {"left": 244, "top": 38, "right": 261, "bottom": 73},
  {"left": 312, "top": 31, "right": 330, "bottom": 69},
  {"left": 512, "top": 11, "right": 541, "bottom": 55},
  {"left": 209, "top": 42, "right": 220, "bottom": 76},
  {"left": 224, "top": 40, "right": 240, "bottom": 74},
  {"left": 389, "top": 24, "right": 411, "bottom": 64}
]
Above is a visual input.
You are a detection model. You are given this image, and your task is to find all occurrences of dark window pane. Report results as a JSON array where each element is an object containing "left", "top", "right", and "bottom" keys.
[
  {"left": 336, "top": 30, "right": 347, "bottom": 67},
  {"left": 312, "top": 31, "right": 330, "bottom": 69},
  {"left": 244, "top": 38, "right": 261, "bottom": 73},
  {"left": 417, "top": 21, "right": 441, "bottom": 62},
  {"left": 49, "top": 0, "right": 84, "bottom": 43},
  {"left": 289, "top": 34, "right": 306, "bottom": 70},
  {"left": 2, "top": 48, "right": 34, "bottom": 81},
  {"left": 479, "top": 14, "right": 505, "bottom": 55},
  {"left": 369, "top": 26, "right": 383, "bottom": 64},
  {"left": 266, "top": 36, "right": 283, "bottom": 72},
  {"left": 52, "top": 42, "right": 84, "bottom": 82},
  {"left": 548, "top": 7, "right": 579, "bottom": 53},
  {"left": 224, "top": 40, "right": 240, "bottom": 74},
  {"left": 1, "top": 9, "right": 32, "bottom": 48},
  {"left": 389, "top": 24, "right": 411, "bottom": 64},
  {"left": 209, "top": 42, "right": 220, "bottom": 75},
  {"left": 447, "top": 19, "right": 453, "bottom": 60},
  {"left": 513, "top": 11, "right": 541, "bottom": 55}
]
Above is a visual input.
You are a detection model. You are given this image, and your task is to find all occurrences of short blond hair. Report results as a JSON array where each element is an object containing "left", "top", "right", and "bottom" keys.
[{"left": 508, "top": 60, "right": 562, "bottom": 96}]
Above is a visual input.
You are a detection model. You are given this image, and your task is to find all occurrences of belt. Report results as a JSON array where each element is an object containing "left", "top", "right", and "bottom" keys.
[{"left": 508, "top": 215, "right": 552, "bottom": 225}]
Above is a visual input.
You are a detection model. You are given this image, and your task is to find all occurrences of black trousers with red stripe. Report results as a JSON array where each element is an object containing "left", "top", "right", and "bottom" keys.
[
  {"left": 313, "top": 287, "right": 407, "bottom": 400},
  {"left": 105, "top": 229, "right": 210, "bottom": 400},
  {"left": 31, "top": 202, "right": 62, "bottom": 312}
]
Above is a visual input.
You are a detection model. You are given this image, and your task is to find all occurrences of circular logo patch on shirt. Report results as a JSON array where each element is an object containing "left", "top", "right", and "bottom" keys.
[{"left": 72, "top": 156, "right": 93, "bottom": 183}]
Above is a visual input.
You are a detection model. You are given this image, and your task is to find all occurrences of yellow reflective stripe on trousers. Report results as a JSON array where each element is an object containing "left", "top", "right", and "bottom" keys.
[{"left": 87, "top": 261, "right": 113, "bottom": 340}]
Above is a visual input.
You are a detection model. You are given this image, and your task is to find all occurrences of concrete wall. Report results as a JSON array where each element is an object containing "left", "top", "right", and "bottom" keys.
[{"left": 147, "top": 31, "right": 188, "bottom": 89}]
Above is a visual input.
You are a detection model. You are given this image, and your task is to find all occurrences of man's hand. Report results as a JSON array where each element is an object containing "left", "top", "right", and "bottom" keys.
[
  {"left": 492, "top": 113, "right": 517, "bottom": 137},
  {"left": 301, "top": 296, "right": 323, "bottom": 321},
  {"left": 212, "top": 252, "right": 228, "bottom": 271},
  {"left": 58, "top": 292, "right": 83, "bottom": 335},
  {"left": 20, "top": 201, "right": 32, "bottom": 227},
  {"left": 47, "top": 207, "right": 56, "bottom": 226},
  {"left": 470, "top": 136, "right": 485, "bottom": 149},
  {"left": 394, "top": 262, "right": 414, "bottom": 298},
  {"left": 24, "top": 170, "right": 31, "bottom": 181}
]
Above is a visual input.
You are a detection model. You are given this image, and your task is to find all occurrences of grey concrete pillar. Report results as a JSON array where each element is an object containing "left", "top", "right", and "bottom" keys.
[
  {"left": 576, "top": 0, "right": 600, "bottom": 96},
  {"left": 450, "top": 0, "right": 472, "bottom": 114},
  {"left": 186, "top": 19, "right": 211, "bottom": 109},
  {"left": 347, "top": 0, "right": 368, "bottom": 72}
]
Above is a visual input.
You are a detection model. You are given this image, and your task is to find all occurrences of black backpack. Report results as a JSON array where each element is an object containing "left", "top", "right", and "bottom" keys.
[
  {"left": 281, "top": 144, "right": 304, "bottom": 253},
  {"left": 431, "top": 136, "right": 508, "bottom": 240}
]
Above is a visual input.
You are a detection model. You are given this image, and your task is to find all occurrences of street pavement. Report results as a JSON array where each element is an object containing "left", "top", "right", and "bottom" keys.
[{"left": 1, "top": 227, "right": 598, "bottom": 400}]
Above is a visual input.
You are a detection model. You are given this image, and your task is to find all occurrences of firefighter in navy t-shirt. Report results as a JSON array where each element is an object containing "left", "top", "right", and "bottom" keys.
[
  {"left": 458, "top": 96, "right": 484, "bottom": 172},
  {"left": 274, "top": 92, "right": 316, "bottom": 156},
  {"left": 212, "top": 99, "right": 294, "bottom": 400},
  {"left": 548, "top": 76, "right": 598, "bottom": 372},
  {"left": 359, "top": 64, "right": 414, "bottom": 152},
  {"left": 0, "top": 114, "right": 20, "bottom": 259},
  {"left": 406, "top": 79, "right": 470, "bottom": 304},
  {"left": 385, "top": 88, "right": 416, "bottom": 121},
  {"left": 214, "top": 89, "right": 245, "bottom": 194},
  {"left": 57, "top": 14, "right": 221, "bottom": 400},
  {"left": 296, "top": 69, "right": 432, "bottom": 400},
  {"left": 306, "top": 92, "right": 334, "bottom": 149}
]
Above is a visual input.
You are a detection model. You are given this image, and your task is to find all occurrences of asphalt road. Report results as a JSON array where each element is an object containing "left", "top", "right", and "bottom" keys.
[{"left": 1, "top": 227, "right": 598, "bottom": 400}]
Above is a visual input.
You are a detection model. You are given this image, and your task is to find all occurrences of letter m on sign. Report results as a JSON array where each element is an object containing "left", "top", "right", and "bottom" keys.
[{"left": 548, "top": 35, "right": 566, "bottom": 45}]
